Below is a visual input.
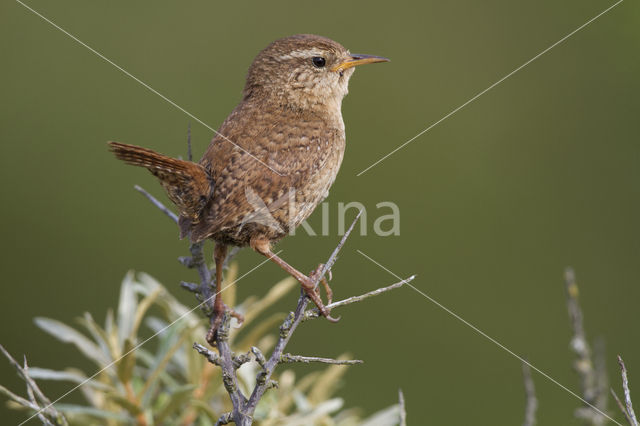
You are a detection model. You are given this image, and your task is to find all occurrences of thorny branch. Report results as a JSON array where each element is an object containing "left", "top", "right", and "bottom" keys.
[
  {"left": 134, "top": 185, "right": 179, "bottom": 223},
  {"left": 398, "top": 388, "right": 407, "bottom": 426},
  {"left": 243, "top": 212, "right": 413, "bottom": 418},
  {"left": 134, "top": 187, "right": 239, "bottom": 321},
  {"left": 612, "top": 356, "right": 639, "bottom": 426},
  {"left": 136, "top": 188, "right": 411, "bottom": 425},
  {"left": 302, "top": 278, "right": 411, "bottom": 321},
  {"left": 564, "top": 267, "right": 609, "bottom": 425},
  {"left": 0, "top": 345, "right": 68, "bottom": 426},
  {"left": 279, "top": 353, "right": 363, "bottom": 365},
  {"left": 521, "top": 360, "right": 538, "bottom": 426}
]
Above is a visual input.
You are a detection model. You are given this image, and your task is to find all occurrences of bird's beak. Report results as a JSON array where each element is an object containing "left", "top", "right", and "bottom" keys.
[{"left": 331, "top": 54, "right": 390, "bottom": 72}]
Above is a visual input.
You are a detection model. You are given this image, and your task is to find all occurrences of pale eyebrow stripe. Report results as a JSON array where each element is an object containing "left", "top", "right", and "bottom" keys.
[{"left": 277, "top": 49, "right": 322, "bottom": 61}]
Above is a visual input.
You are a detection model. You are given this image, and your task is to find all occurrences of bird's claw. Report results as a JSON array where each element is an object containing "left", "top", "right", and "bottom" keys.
[
  {"left": 325, "top": 314, "right": 341, "bottom": 323},
  {"left": 314, "top": 301, "right": 340, "bottom": 323},
  {"left": 224, "top": 303, "right": 245, "bottom": 326},
  {"left": 303, "top": 264, "right": 338, "bottom": 322},
  {"left": 310, "top": 263, "right": 332, "bottom": 282}
]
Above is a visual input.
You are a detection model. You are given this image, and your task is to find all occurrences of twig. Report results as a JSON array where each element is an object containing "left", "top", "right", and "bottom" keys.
[
  {"left": 190, "top": 241, "right": 216, "bottom": 314},
  {"left": 134, "top": 185, "right": 179, "bottom": 224},
  {"left": 180, "top": 239, "right": 250, "bottom": 423},
  {"left": 138, "top": 211, "right": 242, "bottom": 424},
  {"left": 138, "top": 184, "right": 406, "bottom": 424},
  {"left": 189, "top": 210, "right": 405, "bottom": 423},
  {"left": 303, "top": 277, "right": 415, "bottom": 321},
  {"left": 398, "top": 388, "right": 407, "bottom": 426},
  {"left": 279, "top": 353, "right": 363, "bottom": 365},
  {"left": 522, "top": 360, "right": 538, "bottom": 426},
  {"left": 233, "top": 352, "right": 252, "bottom": 369},
  {"left": 251, "top": 347, "right": 266, "bottom": 368},
  {"left": 616, "top": 356, "right": 639, "bottom": 426},
  {"left": 134, "top": 186, "right": 217, "bottom": 318},
  {"left": 318, "top": 210, "right": 363, "bottom": 280},
  {"left": 193, "top": 343, "right": 221, "bottom": 366},
  {"left": 133, "top": 182, "right": 253, "bottom": 422},
  {"left": 564, "top": 267, "right": 608, "bottom": 425},
  {"left": 23, "top": 358, "right": 54, "bottom": 426},
  {"left": 215, "top": 412, "right": 233, "bottom": 426},
  {"left": 245, "top": 211, "right": 364, "bottom": 415},
  {"left": 612, "top": 390, "right": 634, "bottom": 426},
  {"left": 0, "top": 345, "right": 68, "bottom": 425},
  {"left": 191, "top": 243, "right": 283, "bottom": 424},
  {"left": 215, "top": 315, "right": 248, "bottom": 423}
]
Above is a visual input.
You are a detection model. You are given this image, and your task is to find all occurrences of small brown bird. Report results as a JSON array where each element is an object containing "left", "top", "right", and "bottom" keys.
[{"left": 109, "top": 34, "right": 388, "bottom": 341}]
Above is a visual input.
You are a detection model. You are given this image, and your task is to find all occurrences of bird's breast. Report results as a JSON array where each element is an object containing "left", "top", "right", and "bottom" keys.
[
  {"left": 196, "top": 102, "right": 347, "bottom": 244},
  {"left": 281, "top": 125, "right": 345, "bottom": 229}
]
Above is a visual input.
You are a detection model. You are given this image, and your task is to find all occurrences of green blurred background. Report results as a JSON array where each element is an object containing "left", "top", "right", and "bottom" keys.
[{"left": 1, "top": 0, "right": 639, "bottom": 424}]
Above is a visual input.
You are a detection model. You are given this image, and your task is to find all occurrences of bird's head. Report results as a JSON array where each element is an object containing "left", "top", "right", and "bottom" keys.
[{"left": 243, "top": 34, "right": 389, "bottom": 112}]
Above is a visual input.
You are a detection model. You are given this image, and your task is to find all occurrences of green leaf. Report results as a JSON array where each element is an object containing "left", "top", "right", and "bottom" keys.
[
  {"left": 105, "top": 392, "right": 142, "bottom": 416},
  {"left": 197, "top": 415, "right": 214, "bottom": 426},
  {"left": 139, "top": 324, "right": 189, "bottom": 405},
  {"left": 138, "top": 273, "right": 200, "bottom": 327},
  {"left": 131, "top": 288, "right": 163, "bottom": 340},
  {"left": 155, "top": 384, "right": 196, "bottom": 424},
  {"left": 27, "top": 367, "right": 112, "bottom": 392},
  {"left": 77, "top": 312, "right": 113, "bottom": 363},
  {"left": 279, "top": 398, "right": 344, "bottom": 425},
  {"left": 105, "top": 309, "right": 118, "bottom": 353},
  {"left": 189, "top": 399, "right": 218, "bottom": 423},
  {"left": 185, "top": 337, "right": 204, "bottom": 385},
  {"left": 132, "top": 348, "right": 155, "bottom": 369},
  {"left": 55, "top": 403, "right": 133, "bottom": 422},
  {"left": 117, "top": 271, "right": 137, "bottom": 347},
  {"left": 116, "top": 339, "right": 136, "bottom": 384},
  {"left": 236, "top": 312, "right": 286, "bottom": 351},
  {"left": 34, "top": 318, "right": 109, "bottom": 366},
  {"left": 144, "top": 316, "right": 168, "bottom": 334},
  {"left": 310, "top": 397, "right": 344, "bottom": 416},
  {"left": 243, "top": 277, "right": 297, "bottom": 327},
  {"left": 360, "top": 404, "right": 401, "bottom": 426}
]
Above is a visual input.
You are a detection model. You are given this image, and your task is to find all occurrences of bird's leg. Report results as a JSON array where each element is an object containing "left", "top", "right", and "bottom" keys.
[
  {"left": 250, "top": 238, "right": 339, "bottom": 322},
  {"left": 206, "top": 243, "right": 228, "bottom": 345}
]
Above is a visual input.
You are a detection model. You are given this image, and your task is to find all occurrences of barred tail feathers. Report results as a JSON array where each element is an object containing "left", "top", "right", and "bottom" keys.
[
  {"left": 108, "top": 141, "right": 192, "bottom": 174},
  {"left": 108, "top": 141, "right": 212, "bottom": 229}
]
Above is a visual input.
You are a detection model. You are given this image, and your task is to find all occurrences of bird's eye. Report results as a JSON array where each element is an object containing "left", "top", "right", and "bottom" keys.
[{"left": 311, "top": 57, "right": 326, "bottom": 68}]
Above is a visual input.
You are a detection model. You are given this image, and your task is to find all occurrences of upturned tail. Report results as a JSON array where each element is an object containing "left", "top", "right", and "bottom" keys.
[{"left": 108, "top": 141, "right": 213, "bottom": 238}]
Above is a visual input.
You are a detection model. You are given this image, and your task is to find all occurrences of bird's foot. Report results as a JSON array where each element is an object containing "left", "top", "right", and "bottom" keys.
[
  {"left": 303, "top": 264, "right": 339, "bottom": 322},
  {"left": 206, "top": 313, "right": 223, "bottom": 345},
  {"left": 309, "top": 263, "right": 333, "bottom": 305},
  {"left": 206, "top": 304, "right": 244, "bottom": 345},
  {"left": 224, "top": 303, "right": 245, "bottom": 325}
]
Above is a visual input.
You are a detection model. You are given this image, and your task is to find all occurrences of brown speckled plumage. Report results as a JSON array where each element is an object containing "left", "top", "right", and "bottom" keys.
[{"left": 109, "top": 34, "right": 388, "bottom": 342}]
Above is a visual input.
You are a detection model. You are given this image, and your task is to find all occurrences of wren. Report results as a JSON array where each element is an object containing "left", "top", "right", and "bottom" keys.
[{"left": 109, "top": 34, "right": 389, "bottom": 342}]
